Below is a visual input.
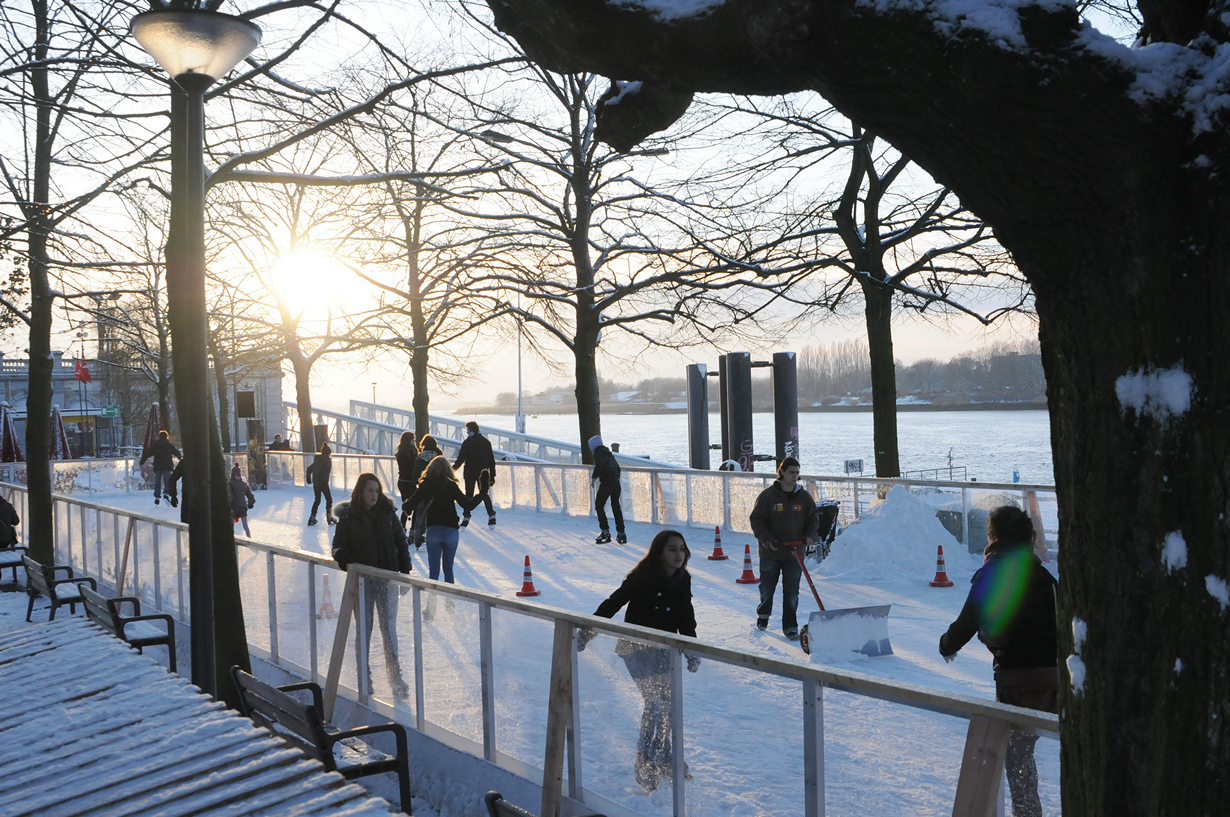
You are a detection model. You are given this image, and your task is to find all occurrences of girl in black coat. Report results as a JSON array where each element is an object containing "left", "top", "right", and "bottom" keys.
[
  {"left": 399, "top": 455, "right": 488, "bottom": 584},
  {"left": 331, "top": 473, "right": 411, "bottom": 700},
  {"left": 580, "top": 529, "right": 699, "bottom": 792},
  {"left": 228, "top": 465, "right": 255, "bottom": 538},
  {"left": 939, "top": 505, "right": 1057, "bottom": 817},
  {"left": 395, "top": 431, "right": 417, "bottom": 529}
]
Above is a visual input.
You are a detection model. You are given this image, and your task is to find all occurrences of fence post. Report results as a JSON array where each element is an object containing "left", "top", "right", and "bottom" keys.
[
  {"left": 670, "top": 647, "right": 688, "bottom": 817},
  {"left": 952, "top": 715, "right": 1010, "bottom": 817},
  {"left": 323, "top": 569, "right": 360, "bottom": 722},
  {"left": 803, "top": 678, "right": 826, "bottom": 817},
  {"left": 267, "top": 550, "right": 279, "bottom": 664},
  {"left": 541, "top": 620, "right": 574, "bottom": 817},
  {"left": 307, "top": 562, "right": 319, "bottom": 683},
  {"left": 479, "top": 600, "right": 496, "bottom": 762}
]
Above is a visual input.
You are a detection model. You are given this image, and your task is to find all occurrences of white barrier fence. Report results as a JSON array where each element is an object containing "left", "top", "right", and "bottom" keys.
[
  {"left": 6, "top": 452, "right": 1059, "bottom": 556},
  {"left": 4, "top": 481, "right": 1058, "bottom": 817}
]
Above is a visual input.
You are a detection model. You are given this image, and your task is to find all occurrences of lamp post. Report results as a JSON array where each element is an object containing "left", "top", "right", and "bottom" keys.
[{"left": 131, "top": 6, "right": 260, "bottom": 698}]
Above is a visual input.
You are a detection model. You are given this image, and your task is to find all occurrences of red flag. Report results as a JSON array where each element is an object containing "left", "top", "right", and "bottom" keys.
[{"left": 74, "top": 358, "right": 92, "bottom": 383}]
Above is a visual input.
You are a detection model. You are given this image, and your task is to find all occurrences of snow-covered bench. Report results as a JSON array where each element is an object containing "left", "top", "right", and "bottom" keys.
[
  {"left": 22, "top": 554, "right": 94, "bottom": 622},
  {"left": 0, "top": 544, "right": 26, "bottom": 583},
  {"left": 231, "top": 667, "right": 413, "bottom": 814},
  {"left": 79, "top": 584, "right": 177, "bottom": 672}
]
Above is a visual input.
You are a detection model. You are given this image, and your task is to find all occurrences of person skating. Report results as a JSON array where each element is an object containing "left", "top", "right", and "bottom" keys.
[
  {"left": 139, "top": 430, "right": 180, "bottom": 505},
  {"left": 578, "top": 529, "right": 700, "bottom": 792},
  {"left": 395, "top": 431, "right": 417, "bottom": 530},
  {"left": 228, "top": 464, "right": 256, "bottom": 538},
  {"left": 748, "top": 457, "right": 818, "bottom": 639},
  {"left": 306, "top": 442, "right": 336, "bottom": 526},
  {"left": 267, "top": 434, "right": 293, "bottom": 452},
  {"left": 588, "top": 435, "right": 625, "bottom": 544},
  {"left": 399, "top": 456, "right": 489, "bottom": 585},
  {"left": 408, "top": 435, "right": 442, "bottom": 546},
  {"left": 453, "top": 421, "right": 497, "bottom": 528},
  {"left": 939, "top": 505, "right": 1058, "bottom": 817},
  {"left": 331, "top": 472, "right": 412, "bottom": 701}
]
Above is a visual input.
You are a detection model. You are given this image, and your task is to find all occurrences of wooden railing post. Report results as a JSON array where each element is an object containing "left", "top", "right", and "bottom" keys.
[
  {"left": 952, "top": 715, "right": 1010, "bottom": 817},
  {"left": 541, "top": 620, "right": 574, "bottom": 817},
  {"left": 323, "top": 569, "right": 360, "bottom": 722}
]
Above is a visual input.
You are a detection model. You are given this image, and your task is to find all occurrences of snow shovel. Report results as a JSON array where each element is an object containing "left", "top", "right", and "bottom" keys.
[{"left": 788, "top": 542, "right": 893, "bottom": 658}]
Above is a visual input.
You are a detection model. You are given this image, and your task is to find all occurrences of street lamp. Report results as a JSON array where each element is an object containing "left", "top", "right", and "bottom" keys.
[
  {"left": 371, "top": 382, "right": 377, "bottom": 404},
  {"left": 131, "top": 6, "right": 260, "bottom": 698}
]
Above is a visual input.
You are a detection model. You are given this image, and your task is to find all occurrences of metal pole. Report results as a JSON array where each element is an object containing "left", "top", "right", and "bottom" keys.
[
  {"left": 167, "top": 76, "right": 215, "bottom": 696},
  {"left": 726, "top": 352, "right": 754, "bottom": 471},
  {"left": 516, "top": 315, "right": 526, "bottom": 434},
  {"left": 686, "top": 363, "right": 710, "bottom": 470},
  {"left": 773, "top": 351, "right": 799, "bottom": 465}
]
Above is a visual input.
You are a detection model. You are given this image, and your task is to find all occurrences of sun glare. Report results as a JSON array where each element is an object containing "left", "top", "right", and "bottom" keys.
[{"left": 270, "top": 251, "right": 347, "bottom": 317}]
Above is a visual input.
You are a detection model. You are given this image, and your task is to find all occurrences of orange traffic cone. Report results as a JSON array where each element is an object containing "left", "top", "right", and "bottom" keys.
[
  {"left": 316, "top": 573, "right": 339, "bottom": 620},
  {"left": 707, "top": 525, "right": 729, "bottom": 561},
  {"left": 929, "top": 545, "right": 954, "bottom": 587},
  {"left": 516, "top": 555, "right": 542, "bottom": 597},
  {"left": 735, "top": 543, "right": 759, "bottom": 584}
]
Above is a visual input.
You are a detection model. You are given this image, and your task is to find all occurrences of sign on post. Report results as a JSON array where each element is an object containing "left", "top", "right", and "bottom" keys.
[
  {"left": 844, "top": 458, "right": 864, "bottom": 475},
  {"left": 100, "top": 405, "right": 121, "bottom": 419}
]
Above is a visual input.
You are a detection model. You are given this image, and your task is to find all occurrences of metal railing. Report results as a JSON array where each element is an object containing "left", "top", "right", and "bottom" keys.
[
  {"left": 19, "top": 451, "right": 1060, "bottom": 554},
  {"left": 4, "top": 481, "right": 1059, "bottom": 817}
]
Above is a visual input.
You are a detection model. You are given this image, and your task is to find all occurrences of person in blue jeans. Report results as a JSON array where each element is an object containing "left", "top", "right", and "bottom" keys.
[
  {"left": 748, "top": 457, "right": 819, "bottom": 639},
  {"left": 399, "top": 455, "right": 488, "bottom": 584}
]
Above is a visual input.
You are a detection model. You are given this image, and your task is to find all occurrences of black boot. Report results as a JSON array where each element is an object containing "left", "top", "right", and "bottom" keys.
[{"left": 595, "top": 530, "right": 612, "bottom": 544}]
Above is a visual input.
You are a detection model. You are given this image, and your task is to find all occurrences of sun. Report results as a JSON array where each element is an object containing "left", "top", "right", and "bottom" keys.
[{"left": 270, "top": 250, "right": 347, "bottom": 318}]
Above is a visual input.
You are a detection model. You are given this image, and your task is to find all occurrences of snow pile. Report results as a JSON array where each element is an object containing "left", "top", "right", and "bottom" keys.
[{"left": 819, "top": 485, "right": 964, "bottom": 581}]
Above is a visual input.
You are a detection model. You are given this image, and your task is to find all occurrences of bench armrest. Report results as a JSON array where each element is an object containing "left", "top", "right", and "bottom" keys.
[
  {"left": 109, "top": 595, "right": 143, "bottom": 617},
  {"left": 328, "top": 721, "right": 409, "bottom": 753},
  {"left": 117, "top": 613, "right": 174, "bottom": 637},
  {"left": 60, "top": 576, "right": 97, "bottom": 591},
  {"left": 47, "top": 563, "right": 78, "bottom": 581},
  {"left": 276, "top": 681, "right": 324, "bottom": 714}
]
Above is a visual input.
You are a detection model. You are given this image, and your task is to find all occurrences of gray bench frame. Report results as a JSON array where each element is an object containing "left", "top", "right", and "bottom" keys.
[
  {"left": 22, "top": 554, "right": 95, "bottom": 622},
  {"left": 231, "top": 667, "right": 412, "bottom": 814},
  {"left": 80, "top": 584, "right": 177, "bottom": 672}
]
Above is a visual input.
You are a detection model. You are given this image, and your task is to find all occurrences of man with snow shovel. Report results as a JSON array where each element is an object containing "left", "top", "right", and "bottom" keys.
[{"left": 749, "top": 457, "right": 819, "bottom": 639}]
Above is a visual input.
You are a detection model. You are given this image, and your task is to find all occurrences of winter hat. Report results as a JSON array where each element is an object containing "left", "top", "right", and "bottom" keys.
[
  {"left": 587, "top": 435, "right": 603, "bottom": 452},
  {"left": 465, "top": 421, "right": 479, "bottom": 434}
]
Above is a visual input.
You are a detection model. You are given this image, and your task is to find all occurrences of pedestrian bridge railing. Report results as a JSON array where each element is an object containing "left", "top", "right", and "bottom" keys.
[
  {"left": 3, "top": 452, "right": 1060, "bottom": 555},
  {"left": 3, "top": 482, "right": 1059, "bottom": 817}
]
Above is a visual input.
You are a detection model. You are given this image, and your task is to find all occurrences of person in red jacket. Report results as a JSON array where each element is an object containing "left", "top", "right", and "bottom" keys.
[
  {"left": 579, "top": 529, "right": 700, "bottom": 792},
  {"left": 940, "top": 505, "right": 1058, "bottom": 817}
]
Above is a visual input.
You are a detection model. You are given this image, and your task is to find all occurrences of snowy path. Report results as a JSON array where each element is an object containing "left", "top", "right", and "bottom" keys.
[{"left": 54, "top": 483, "right": 1060, "bottom": 817}]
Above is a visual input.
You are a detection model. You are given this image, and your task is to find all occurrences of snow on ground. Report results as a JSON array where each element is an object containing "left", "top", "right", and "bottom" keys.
[{"left": 8, "top": 481, "right": 1061, "bottom": 816}]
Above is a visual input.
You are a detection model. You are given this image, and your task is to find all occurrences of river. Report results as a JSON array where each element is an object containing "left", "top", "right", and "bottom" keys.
[{"left": 461, "top": 409, "right": 1055, "bottom": 485}]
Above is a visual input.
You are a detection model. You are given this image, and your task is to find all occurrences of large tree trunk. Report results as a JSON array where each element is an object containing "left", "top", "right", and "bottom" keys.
[
  {"left": 574, "top": 330, "right": 600, "bottom": 465},
  {"left": 208, "top": 336, "right": 231, "bottom": 452},
  {"left": 861, "top": 281, "right": 900, "bottom": 478},
  {"left": 480, "top": 1, "right": 1230, "bottom": 812}
]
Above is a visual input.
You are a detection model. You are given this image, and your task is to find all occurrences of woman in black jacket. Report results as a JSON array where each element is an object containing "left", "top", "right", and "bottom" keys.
[
  {"left": 400, "top": 455, "right": 488, "bottom": 584},
  {"left": 331, "top": 472, "right": 412, "bottom": 700},
  {"left": 579, "top": 529, "right": 699, "bottom": 792},
  {"left": 395, "top": 431, "right": 417, "bottom": 530},
  {"left": 939, "top": 505, "right": 1057, "bottom": 817},
  {"left": 228, "top": 465, "right": 255, "bottom": 538}
]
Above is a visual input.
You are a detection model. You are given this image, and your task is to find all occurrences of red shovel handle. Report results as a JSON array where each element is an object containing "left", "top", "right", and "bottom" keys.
[{"left": 784, "top": 541, "right": 825, "bottom": 612}]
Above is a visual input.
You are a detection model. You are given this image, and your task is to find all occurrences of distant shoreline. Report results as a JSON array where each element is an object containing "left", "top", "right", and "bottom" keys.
[{"left": 454, "top": 401, "right": 1048, "bottom": 416}]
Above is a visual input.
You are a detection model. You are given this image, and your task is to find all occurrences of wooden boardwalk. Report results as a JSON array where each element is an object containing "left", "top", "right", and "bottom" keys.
[{"left": 0, "top": 617, "right": 397, "bottom": 816}]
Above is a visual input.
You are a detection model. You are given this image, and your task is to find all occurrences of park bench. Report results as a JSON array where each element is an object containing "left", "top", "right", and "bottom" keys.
[
  {"left": 231, "top": 667, "right": 413, "bottom": 814},
  {"left": 0, "top": 544, "right": 27, "bottom": 583},
  {"left": 484, "top": 791, "right": 605, "bottom": 817},
  {"left": 79, "top": 584, "right": 177, "bottom": 672},
  {"left": 22, "top": 554, "right": 95, "bottom": 622}
]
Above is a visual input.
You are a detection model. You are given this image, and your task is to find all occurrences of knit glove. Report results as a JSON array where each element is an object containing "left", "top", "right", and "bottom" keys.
[{"left": 686, "top": 654, "right": 701, "bottom": 673}]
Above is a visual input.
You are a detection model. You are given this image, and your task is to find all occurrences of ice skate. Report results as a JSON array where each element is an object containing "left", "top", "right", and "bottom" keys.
[
  {"left": 595, "top": 530, "right": 612, "bottom": 544},
  {"left": 307, "top": 515, "right": 317, "bottom": 526},
  {"left": 326, "top": 513, "right": 337, "bottom": 525},
  {"left": 756, "top": 616, "right": 769, "bottom": 631},
  {"left": 634, "top": 761, "right": 658, "bottom": 793},
  {"left": 616, "top": 532, "right": 627, "bottom": 544},
  {"left": 487, "top": 515, "right": 496, "bottom": 527}
]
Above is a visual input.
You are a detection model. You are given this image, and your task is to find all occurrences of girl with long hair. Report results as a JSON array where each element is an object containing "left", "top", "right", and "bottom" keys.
[
  {"left": 399, "top": 455, "right": 488, "bottom": 584},
  {"left": 331, "top": 472, "right": 412, "bottom": 700},
  {"left": 580, "top": 529, "right": 699, "bottom": 792}
]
